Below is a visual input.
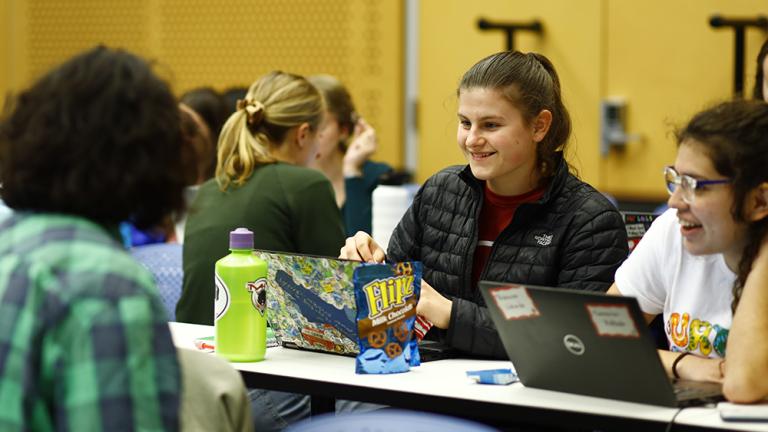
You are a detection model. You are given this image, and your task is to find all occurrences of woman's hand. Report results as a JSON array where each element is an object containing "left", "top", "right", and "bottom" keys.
[
  {"left": 339, "top": 231, "right": 386, "bottom": 263},
  {"left": 416, "top": 280, "right": 452, "bottom": 329},
  {"left": 343, "top": 118, "right": 377, "bottom": 178}
]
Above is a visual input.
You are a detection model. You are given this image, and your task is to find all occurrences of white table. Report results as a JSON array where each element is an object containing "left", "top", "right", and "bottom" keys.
[{"left": 170, "top": 322, "right": 768, "bottom": 431}]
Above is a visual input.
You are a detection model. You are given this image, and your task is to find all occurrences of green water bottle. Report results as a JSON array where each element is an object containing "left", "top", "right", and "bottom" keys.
[{"left": 214, "top": 227, "right": 267, "bottom": 362}]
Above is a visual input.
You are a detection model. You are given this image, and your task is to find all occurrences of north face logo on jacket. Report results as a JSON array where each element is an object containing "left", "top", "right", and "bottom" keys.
[{"left": 534, "top": 234, "right": 553, "bottom": 246}]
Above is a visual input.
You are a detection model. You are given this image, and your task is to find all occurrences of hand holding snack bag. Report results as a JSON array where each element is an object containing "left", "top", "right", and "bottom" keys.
[{"left": 354, "top": 261, "right": 422, "bottom": 374}]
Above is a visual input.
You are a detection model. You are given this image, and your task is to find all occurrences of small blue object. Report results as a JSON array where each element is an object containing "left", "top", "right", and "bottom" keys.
[{"left": 466, "top": 368, "right": 518, "bottom": 385}]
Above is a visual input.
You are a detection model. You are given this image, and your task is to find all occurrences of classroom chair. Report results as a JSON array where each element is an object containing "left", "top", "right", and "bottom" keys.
[
  {"left": 178, "top": 348, "right": 253, "bottom": 432},
  {"left": 285, "top": 409, "right": 498, "bottom": 432}
]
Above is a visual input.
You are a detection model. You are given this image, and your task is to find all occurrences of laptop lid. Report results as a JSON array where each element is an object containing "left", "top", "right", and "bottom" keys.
[
  {"left": 621, "top": 211, "right": 659, "bottom": 253},
  {"left": 254, "top": 250, "right": 360, "bottom": 355},
  {"left": 254, "top": 250, "right": 460, "bottom": 361},
  {"left": 478, "top": 281, "right": 721, "bottom": 407}
]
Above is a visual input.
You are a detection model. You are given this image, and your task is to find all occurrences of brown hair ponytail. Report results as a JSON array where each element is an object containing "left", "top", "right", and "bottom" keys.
[{"left": 458, "top": 51, "right": 572, "bottom": 179}]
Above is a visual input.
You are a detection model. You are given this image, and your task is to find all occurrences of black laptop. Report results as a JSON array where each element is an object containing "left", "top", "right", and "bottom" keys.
[{"left": 478, "top": 281, "right": 723, "bottom": 407}]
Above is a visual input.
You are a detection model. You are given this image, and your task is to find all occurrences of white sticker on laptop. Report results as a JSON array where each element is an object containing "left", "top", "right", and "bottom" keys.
[
  {"left": 489, "top": 285, "right": 540, "bottom": 320},
  {"left": 586, "top": 304, "right": 639, "bottom": 338}
]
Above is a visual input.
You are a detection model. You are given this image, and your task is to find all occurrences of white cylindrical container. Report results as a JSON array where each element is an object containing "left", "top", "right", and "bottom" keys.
[{"left": 372, "top": 185, "right": 417, "bottom": 253}]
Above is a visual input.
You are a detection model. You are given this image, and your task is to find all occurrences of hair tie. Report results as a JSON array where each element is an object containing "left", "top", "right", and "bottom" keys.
[
  {"left": 236, "top": 99, "right": 265, "bottom": 126},
  {"left": 672, "top": 351, "right": 690, "bottom": 379}
]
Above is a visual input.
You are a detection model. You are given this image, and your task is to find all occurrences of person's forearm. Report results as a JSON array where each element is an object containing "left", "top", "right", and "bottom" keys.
[
  {"left": 425, "top": 296, "right": 452, "bottom": 329},
  {"left": 659, "top": 350, "right": 723, "bottom": 383},
  {"left": 724, "top": 245, "right": 768, "bottom": 402}
]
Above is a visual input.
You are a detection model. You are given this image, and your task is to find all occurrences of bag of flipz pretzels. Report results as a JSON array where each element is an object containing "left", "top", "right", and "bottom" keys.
[{"left": 354, "top": 261, "right": 422, "bottom": 374}]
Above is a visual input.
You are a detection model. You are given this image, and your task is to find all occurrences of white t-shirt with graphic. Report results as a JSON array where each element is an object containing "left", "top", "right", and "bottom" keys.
[{"left": 614, "top": 208, "right": 735, "bottom": 358}]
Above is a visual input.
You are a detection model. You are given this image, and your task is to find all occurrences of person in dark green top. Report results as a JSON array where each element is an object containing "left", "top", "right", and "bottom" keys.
[
  {"left": 307, "top": 75, "right": 393, "bottom": 236},
  {"left": 178, "top": 71, "right": 345, "bottom": 326},
  {"left": 0, "top": 46, "right": 186, "bottom": 431}
]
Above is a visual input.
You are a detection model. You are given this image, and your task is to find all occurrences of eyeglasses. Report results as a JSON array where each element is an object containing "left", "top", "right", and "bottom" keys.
[{"left": 663, "top": 166, "right": 731, "bottom": 204}]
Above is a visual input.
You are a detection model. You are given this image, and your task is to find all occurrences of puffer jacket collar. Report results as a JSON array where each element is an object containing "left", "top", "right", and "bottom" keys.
[{"left": 456, "top": 152, "right": 569, "bottom": 206}]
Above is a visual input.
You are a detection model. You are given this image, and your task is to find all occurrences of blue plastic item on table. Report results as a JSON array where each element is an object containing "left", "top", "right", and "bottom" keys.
[{"left": 466, "top": 368, "right": 518, "bottom": 385}]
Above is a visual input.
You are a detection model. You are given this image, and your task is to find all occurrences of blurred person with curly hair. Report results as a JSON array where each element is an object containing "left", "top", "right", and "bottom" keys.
[{"left": 0, "top": 46, "right": 187, "bottom": 431}]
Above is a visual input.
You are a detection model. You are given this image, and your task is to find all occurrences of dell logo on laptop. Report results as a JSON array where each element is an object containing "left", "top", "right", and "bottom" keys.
[{"left": 563, "top": 334, "right": 585, "bottom": 355}]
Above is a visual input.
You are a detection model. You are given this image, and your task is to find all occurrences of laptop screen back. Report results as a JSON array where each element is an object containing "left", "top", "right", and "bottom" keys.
[
  {"left": 254, "top": 250, "right": 360, "bottom": 355},
  {"left": 479, "top": 281, "right": 682, "bottom": 406}
]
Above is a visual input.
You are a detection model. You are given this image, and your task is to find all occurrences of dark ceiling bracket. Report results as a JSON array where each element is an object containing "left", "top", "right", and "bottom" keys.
[
  {"left": 709, "top": 15, "right": 768, "bottom": 96},
  {"left": 477, "top": 18, "right": 543, "bottom": 51}
]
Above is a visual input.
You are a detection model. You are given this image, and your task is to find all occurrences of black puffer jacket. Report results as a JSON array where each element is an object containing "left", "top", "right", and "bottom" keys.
[{"left": 387, "top": 157, "right": 628, "bottom": 359}]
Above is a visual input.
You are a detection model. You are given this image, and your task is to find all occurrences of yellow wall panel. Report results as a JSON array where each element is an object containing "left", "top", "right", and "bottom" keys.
[
  {"left": 3, "top": 0, "right": 30, "bottom": 105},
  {"left": 2, "top": 0, "right": 403, "bottom": 169},
  {"left": 420, "top": 0, "right": 767, "bottom": 200},
  {"left": 602, "top": 0, "right": 767, "bottom": 200},
  {"left": 26, "top": 0, "right": 150, "bottom": 82},
  {"left": 6, "top": 0, "right": 765, "bottom": 193},
  {"left": 157, "top": 0, "right": 403, "bottom": 168},
  {"left": 158, "top": 0, "right": 351, "bottom": 89},
  {"left": 1, "top": 1, "right": 8, "bottom": 108},
  {"left": 346, "top": 0, "right": 404, "bottom": 168},
  {"left": 419, "top": 0, "right": 603, "bottom": 185}
]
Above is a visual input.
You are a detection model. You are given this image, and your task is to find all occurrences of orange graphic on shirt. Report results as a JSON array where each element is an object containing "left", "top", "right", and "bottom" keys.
[{"left": 669, "top": 312, "right": 690, "bottom": 348}]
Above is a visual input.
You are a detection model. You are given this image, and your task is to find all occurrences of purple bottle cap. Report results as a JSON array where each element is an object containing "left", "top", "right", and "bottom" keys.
[{"left": 229, "top": 227, "right": 254, "bottom": 250}]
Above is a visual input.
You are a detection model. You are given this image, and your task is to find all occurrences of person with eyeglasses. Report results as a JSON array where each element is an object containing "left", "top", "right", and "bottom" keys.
[{"left": 607, "top": 100, "right": 768, "bottom": 402}]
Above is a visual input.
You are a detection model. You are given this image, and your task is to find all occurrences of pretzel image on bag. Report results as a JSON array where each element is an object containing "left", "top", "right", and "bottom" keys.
[{"left": 354, "top": 261, "right": 422, "bottom": 374}]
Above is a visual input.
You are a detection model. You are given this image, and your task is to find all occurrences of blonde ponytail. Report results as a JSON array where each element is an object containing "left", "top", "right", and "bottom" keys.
[
  {"left": 215, "top": 71, "right": 323, "bottom": 191},
  {"left": 215, "top": 103, "right": 274, "bottom": 190}
]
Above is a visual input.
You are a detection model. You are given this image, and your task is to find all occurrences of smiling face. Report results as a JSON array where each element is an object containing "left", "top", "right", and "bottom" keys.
[
  {"left": 457, "top": 87, "right": 543, "bottom": 196},
  {"left": 668, "top": 139, "right": 747, "bottom": 269}
]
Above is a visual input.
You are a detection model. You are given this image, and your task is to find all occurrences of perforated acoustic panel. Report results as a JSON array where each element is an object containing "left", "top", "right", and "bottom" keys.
[
  {"left": 160, "top": 0, "right": 351, "bottom": 88},
  {"left": 157, "top": 0, "right": 399, "bottom": 165},
  {"left": 27, "top": 0, "right": 149, "bottom": 80},
  {"left": 18, "top": 0, "right": 402, "bottom": 168}
]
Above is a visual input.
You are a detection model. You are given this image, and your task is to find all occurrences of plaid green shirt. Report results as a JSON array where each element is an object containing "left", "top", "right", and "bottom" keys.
[{"left": 0, "top": 213, "right": 180, "bottom": 431}]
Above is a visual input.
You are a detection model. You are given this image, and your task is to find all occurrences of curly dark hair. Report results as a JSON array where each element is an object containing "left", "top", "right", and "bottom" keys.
[
  {"left": 0, "top": 46, "right": 187, "bottom": 229},
  {"left": 676, "top": 99, "right": 768, "bottom": 311}
]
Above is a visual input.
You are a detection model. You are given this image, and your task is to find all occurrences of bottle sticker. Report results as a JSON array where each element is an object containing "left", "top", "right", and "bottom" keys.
[
  {"left": 247, "top": 278, "right": 267, "bottom": 316},
  {"left": 214, "top": 273, "right": 230, "bottom": 321},
  {"left": 586, "top": 304, "right": 639, "bottom": 338},
  {"left": 488, "top": 285, "right": 540, "bottom": 320}
]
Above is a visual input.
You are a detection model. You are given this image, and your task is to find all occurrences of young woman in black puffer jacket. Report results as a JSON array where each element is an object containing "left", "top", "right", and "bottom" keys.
[{"left": 341, "top": 51, "right": 629, "bottom": 359}]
